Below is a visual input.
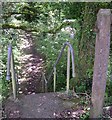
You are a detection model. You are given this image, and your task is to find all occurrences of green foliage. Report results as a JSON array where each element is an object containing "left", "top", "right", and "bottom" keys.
[
  {"left": 36, "top": 17, "right": 80, "bottom": 91},
  {"left": 0, "top": 34, "right": 10, "bottom": 101},
  {"left": 37, "top": 31, "right": 69, "bottom": 91},
  {"left": 80, "top": 111, "right": 90, "bottom": 120},
  {"left": 2, "top": 2, "right": 112, "bottom": 109},
  {"left": 104, "top": 53, "right": 112, "bottom": 106},
  {"left": 0, "top": 29, "right": 20, "bottom": 101}
]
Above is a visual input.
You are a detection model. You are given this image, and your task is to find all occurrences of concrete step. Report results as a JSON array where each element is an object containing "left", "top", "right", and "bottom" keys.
[{"left": 4, "top": 92, "right": 78, "bottom": 118}]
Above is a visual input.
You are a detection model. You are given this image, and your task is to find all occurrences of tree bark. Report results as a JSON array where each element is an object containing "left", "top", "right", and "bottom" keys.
[
  {"left": 90, "top": 9, "right": 111, "bottom": 118},
  {"left": 78, "top": 3, "right": 96, "bottom": 80}
]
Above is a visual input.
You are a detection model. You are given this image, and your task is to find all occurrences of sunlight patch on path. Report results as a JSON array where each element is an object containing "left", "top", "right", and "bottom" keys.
[{"left": 17, "top": 32, "right": 45, "bottom": 95}]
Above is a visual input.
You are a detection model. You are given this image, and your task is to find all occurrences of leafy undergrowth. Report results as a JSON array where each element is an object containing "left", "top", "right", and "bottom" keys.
[
  {"left": 55, "top": 92, "right": 112, "bottom": 119},
  {"left": 54, "top": 92, "right": 90, "bottom": 119}
]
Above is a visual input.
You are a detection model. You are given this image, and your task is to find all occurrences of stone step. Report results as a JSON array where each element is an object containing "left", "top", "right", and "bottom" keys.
[{"left": 4, "top": 92, "right": 79, "bottom": 118}]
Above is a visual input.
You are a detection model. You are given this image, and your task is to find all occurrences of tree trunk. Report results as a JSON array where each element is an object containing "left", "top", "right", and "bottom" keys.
[
  {"left": 90, "top": 9, "right": 111, "bottom": 118},
  {"left": 78, "top": 3, "right": 96, "bottom": 80}
]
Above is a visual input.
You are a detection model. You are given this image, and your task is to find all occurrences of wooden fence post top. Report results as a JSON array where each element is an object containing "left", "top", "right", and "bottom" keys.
[
  {"left": 97, "top": 9, "right": 111, "bottom": 30},
  {"left": 98, "top": 9, "right": 111, "bottom": 15}
]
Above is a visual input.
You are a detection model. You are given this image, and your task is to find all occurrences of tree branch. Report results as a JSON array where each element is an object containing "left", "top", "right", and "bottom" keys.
[
  {"left": 2, "top": 11, "right": 37, "bottom": 18},
  {"left": 2, "top": 22, "right": 72, "bottom": 34}
]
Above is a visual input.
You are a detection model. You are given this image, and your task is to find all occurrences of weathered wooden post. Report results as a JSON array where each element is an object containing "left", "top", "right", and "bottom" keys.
[
  {"left": 11, "top": 52, "right": 17, "bottom": 100},
  {"left": 90, "top": 9, "right": 111, "bottom": 118},
  {"left": 66, "top": 47, "right": 70, "bottom": 93},
  {"left": 41, "top": 72, "right": 48, "bottom": 92},
  {"left": 53, "top": 67, "right": 56, "bottom": 92}
]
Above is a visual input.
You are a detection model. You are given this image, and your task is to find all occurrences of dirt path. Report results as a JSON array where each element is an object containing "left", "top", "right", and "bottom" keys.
[{"left": 18, "top": 32, "right": 45, "bottom": 95}]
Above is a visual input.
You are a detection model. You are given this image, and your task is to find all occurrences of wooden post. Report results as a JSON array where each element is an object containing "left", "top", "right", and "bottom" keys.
[
  {"left": 11, "top": 52, "right": 17, "bottom": 100},
  {"left": 41, "top": 72, "right": 48, "bottom": 92},
  {"left": 53, "top": 67, "right": 56, "bottom": 92},
  {"left": 45, "top": 80, "right": 48, "bottom": 92},
  {"left": 66, "top": 47, "right": 70, "bottom": 93},
  {"left": 90, "top": 9, "right": 111, "bottom": 118}
]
